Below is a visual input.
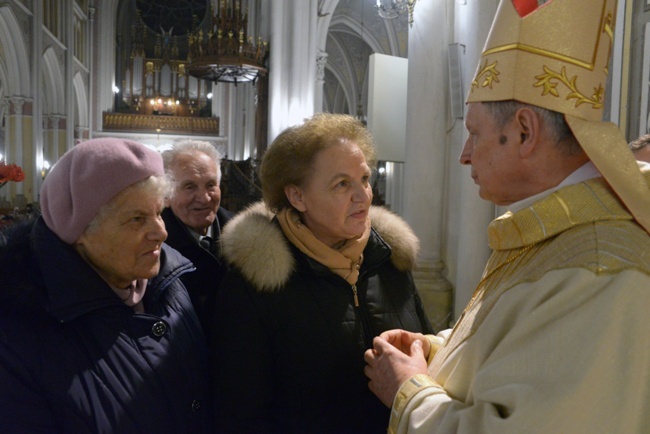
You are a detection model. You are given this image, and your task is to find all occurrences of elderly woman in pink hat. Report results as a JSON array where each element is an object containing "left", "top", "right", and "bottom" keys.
[{"left": 0, "top": 138, "right": 212, "bottom": 433}]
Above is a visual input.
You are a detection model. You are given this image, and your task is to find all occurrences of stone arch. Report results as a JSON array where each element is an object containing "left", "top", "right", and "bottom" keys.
[
  {"left": 73, "top": 72, "right": 88, "bottom": 128},
  {"left": 320, "top": 2, "right": 407, "bottom": 117},
  {"left": 42, "top": 47, "right": 65, "bottom": 115},
  {"left": 0, "top": 5, "right": 31, "bottom": 97},
  {"left": 316, "top": 0, "right": 339, "bottom": 52},
  {"left": 328, "top": 14, "right": 386, "bottom": 56},
  {"left": 324, "top": 35, "right": 356, "bottom": 113}
]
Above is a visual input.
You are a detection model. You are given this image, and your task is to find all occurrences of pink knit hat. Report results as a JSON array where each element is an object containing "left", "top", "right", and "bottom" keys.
[{"left": 40, "top": 138, "right": 164, "bottom": 244}]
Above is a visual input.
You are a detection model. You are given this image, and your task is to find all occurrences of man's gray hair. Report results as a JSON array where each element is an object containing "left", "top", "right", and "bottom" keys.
[
  {"left": 482, "top": 101, "right": 582, "bottom": 156},
  {"left": 162, "top": 140, "right": 223, "bottom": 183}
]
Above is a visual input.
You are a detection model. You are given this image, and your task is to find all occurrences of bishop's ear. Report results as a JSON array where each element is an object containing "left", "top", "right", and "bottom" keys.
[
  {"left": 515, "top": 107, "right": 540, "bottom": 158},
  {"left": 285, "top": 184, "right": 307, "bottom": 212}
]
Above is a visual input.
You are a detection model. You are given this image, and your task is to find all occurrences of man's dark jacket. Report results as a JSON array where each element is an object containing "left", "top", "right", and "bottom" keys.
[
  {"left": 0, "top": 218, "right": 212, "bottom": 433},
  {"left": 162, "top": 206, "right": 233, "bottom": 334}
]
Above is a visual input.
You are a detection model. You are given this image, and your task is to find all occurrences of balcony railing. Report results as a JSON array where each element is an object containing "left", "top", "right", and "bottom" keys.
[{"left": 102, "top": 112, "right": 219, "bottom": 136}]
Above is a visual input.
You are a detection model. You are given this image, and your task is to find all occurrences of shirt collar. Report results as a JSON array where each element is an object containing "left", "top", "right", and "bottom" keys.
[
  {"left": 508, "top": 161, "right": 602, "bottom": 213},
  {"left": 189, "top": 225, "right": 213, "bottom": 243}
]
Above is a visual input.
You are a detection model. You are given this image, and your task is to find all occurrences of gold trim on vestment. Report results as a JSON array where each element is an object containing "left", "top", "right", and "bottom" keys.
[{"left": 428, "top": 173, "right": 650, "bottom": 378}]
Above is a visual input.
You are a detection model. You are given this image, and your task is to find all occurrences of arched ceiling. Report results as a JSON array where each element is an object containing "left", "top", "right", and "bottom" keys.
[{"left": 324, "top": 0, "right": 408, "bottom": 116}]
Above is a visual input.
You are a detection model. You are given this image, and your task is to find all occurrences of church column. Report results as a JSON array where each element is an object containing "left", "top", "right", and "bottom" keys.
[
  {"left": 39, "top": 116, "right": 51, "bottom": 197},
  {"left": 315, "top": 50, "right": 328, "bottom": 113},
  {"left": 446, "top": 0, "right": 499, "bottom": 320},
  {"left": 31, "top": 0, "right": 43, "bottom": 205},
  {"left": 402, "top": 0, "right": 453, "bottom": 330},
  {"left": 0, "top": 98, "right": 9, "bottom": 206},
  {"left": 314, "top": 0, "right": 337, "bottom": 113},
  {"left": 75, "top": 126, "right": 89, "bottom": 144},
  {"left": 64, "top": 0, "right": 74, "bottom": 151},
  {"left": 211, "top": 82, "right": 231, "bottom": 158},
  {"left": 7, "top": 97, "right": 34, "bottom": 207},
  {"left": 94, "top": 1, "right": 118, "bottom": 132},
  {"left": 9, "top": 98, "right": 25, "bottom": 197},
  {"left": 49, "top": 116, "right": 62, "bottom": 164},
  {"left": 88, "top": 6, "right": 95, "bottom": 138},
  {"left": 267, "top": 0, "right": 318, "bottom": 141}
]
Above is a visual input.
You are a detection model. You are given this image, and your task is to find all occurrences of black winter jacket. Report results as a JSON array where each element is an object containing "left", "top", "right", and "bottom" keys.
[
  {"left": 211, "top": 203, "right": 434, "bottom": 434},
  {"left": 162, "top": 206, "right": 233, "bottom": 335},
  {"left": 0, "top": 218, "right": 212, "bottom": 433}
]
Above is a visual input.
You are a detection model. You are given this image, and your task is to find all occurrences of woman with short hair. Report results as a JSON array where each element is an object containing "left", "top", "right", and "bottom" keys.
[{"left": 212, "top": 113, "right": 434, "bottom": 433}]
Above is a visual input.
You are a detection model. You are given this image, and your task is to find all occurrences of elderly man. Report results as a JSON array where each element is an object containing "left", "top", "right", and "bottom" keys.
[
  {"left": 364, "top": 1, "right": 650, "bottom": 433},
  {"left": 0, "top": 138, "right": 211, "bottom": 432},
  {"left": 629, "top": 133, "right": 650, "bottom": 163},
  {"left": 162, "top": 140, "right": 233, "bottom": 335}
]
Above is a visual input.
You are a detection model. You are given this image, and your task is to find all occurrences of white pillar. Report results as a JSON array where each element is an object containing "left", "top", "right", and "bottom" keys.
[
  {"left": 402, "top": 0, "right": 453, "bottom": 329},
  {"left": 88, "top": 7, "right": 95, "bottom": 138},
  {"left": 10, "top": 97, "right": 25, "bottom": 197},
  {"left": 241, "top": 85, "right": 256, "bottom": 160},
  {"left": 447, "top": 0, "right": 499, "bottom": 320},
  {"left": 65, "top": 0, "right": 74, "bottom": 150},
  {"left": 49, "top": 116, "right": 60, "bottom": 164},
  {"left": 0, "top": 98, "right": 8, "bottom": 205},
  {"left": 95, "top": 0, "right": 119, "bottom": 131},
  {"left": 268, "top": 0, "right": 318, "bottom": 142},
  {"left": 219, "top": 81, "right": 257, "bottom": 162},
  {"left": 31, "top": 0, "right": 43, "bottom": 203},
  {"left": 315, "top": 50, "right": 328, "bottom": 113}
]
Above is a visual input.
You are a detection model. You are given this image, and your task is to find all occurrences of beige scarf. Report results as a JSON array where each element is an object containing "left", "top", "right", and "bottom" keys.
[{"left": 277, "top": 208, "right": 371, "bottom": 285}]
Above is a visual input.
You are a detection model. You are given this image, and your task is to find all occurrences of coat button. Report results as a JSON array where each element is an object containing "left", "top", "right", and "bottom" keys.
[
  {"left": 152, "top": 321, "right": 167, "bottom": 337},
  {"left": 191, "top": 399, "right": 201, "bottom": 412}
]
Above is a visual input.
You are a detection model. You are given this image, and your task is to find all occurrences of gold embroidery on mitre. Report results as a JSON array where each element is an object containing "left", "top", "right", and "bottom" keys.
[
  {"left": 466, "top": 0, "right": 615, "bottom": 117},
  {"left": 534, "top": 66, "right": 604, "bottom": 108},
  {"left": 471, "top": 59, "right": 500, "bottom": 91},
  {"left": 482, "top": 43, "right": 595, "bottom": 71}
]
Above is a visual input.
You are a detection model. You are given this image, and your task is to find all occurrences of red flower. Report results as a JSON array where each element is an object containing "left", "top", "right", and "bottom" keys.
[{"left": 0, "top": 161, "right": 25, "bottom": 184}]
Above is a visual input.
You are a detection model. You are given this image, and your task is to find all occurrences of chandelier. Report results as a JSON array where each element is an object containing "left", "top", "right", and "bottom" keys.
[
  {"left": 375, "top": 0, "right": 417, "bottom": 28},
  {"left": 187, "top": 0, "right": 269, "bottom": 85}
]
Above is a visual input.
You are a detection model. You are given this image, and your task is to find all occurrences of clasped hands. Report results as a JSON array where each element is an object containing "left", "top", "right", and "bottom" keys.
[{"left": 364, "top": 329, "right": 431, "bottom": 407}]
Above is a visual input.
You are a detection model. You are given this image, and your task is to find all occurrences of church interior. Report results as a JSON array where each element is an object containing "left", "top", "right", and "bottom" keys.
[{"left": 0, "top": 0, "right": 648, "bottom": 327}]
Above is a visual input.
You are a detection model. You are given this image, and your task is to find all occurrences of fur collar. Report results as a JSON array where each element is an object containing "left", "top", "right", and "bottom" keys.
[{"left": 220, "top": 202, "right": 420, "bottom": 292}]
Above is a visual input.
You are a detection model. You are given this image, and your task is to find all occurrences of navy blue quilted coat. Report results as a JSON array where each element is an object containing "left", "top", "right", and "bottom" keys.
[{"left": 0, "top": 218, "right": 212, "bottom": 433}]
